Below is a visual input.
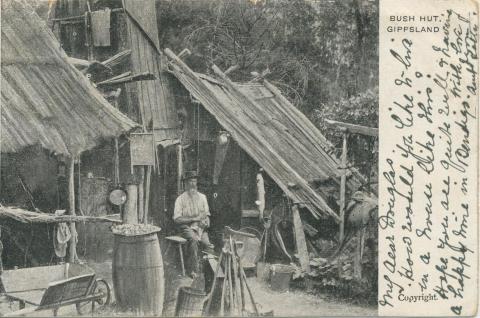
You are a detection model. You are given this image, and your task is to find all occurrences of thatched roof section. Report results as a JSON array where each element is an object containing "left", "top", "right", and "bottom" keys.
[
  {"left": 1, "top": 0, "right": 138, "bottom": 156},
  {"left": 165, "top": 49, "right": 366, "bottom": 222}
]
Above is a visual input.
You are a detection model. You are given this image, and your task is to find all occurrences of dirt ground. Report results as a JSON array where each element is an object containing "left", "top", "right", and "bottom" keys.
[
  {"left": 0, "top": 261, "right": 377, "bottom": 317},
  {"left": 246, "top": 278, "right": 377, "bottom": 317}
]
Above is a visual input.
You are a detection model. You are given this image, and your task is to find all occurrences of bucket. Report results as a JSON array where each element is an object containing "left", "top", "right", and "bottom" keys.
[
  {"left": 112, "top": 230, "right": 164, "bottom": 315},
  {"left": 256, "top": 262, "right": 270, "bottom": 282},
  {"left": 269, "top": 264, "right": 294, "bottom": 292},
  {"left": 174, "top": 287, "right": 206, "bottom": 317}
]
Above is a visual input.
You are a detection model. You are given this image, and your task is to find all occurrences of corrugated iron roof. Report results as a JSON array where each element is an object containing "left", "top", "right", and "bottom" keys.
[
  {"left": 166, "top": 50, "right": 365, "bottom": 222},
  {"left": 1, "top": 0, "right": 138, "bottom": 156}
]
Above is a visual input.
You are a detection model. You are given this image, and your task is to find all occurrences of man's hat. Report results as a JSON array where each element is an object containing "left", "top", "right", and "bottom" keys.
[{"left": 182, "top": 170, "right": 198, "bottom": 181}]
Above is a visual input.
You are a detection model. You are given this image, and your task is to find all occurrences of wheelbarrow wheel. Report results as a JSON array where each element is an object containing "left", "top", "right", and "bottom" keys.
[{"left": 76, "top": 278, "right": 111, "bottom": 315}]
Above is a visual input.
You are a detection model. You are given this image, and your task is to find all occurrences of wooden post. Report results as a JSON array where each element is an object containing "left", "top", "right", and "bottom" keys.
[
  {"left": 124, "top": 183, "right": 138, "bottom": 224},
  {"left": 353, "top": 229, "right": 365, "bottom": 280},
  {"left": 339, "top": 131, "right": 348, "bottom": 244},
  {"left": 112, "top": 89, "right": 122, "bottom": 186},
  {"left": 144, "top": 166, "right": 152, "bottom": 224},
  {"left": 68, "top": 158, "right": 77, "bottom": 263},
  {"left": 84, "top": 12, "right": 94, "bottom": 62},
  {"left": 176, "top": 144, "right": 183, "bottom": 195},
  {"left": 338, "top": 131, "right": 348, "bottom": 275},
  {"left": 291, "top": 203, "right": 310, "bottom": 274},
  {"left": 137, "top": 167, "right": 145, "bottom": 223}
]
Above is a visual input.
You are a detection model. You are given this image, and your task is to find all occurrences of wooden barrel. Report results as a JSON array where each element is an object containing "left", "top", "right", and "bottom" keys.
[{"left": 112, "top": 232, "right": 164, "bottom": 315}]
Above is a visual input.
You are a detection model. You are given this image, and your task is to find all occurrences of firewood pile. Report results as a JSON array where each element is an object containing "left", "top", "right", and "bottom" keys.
[{"left": 306, "top": 229, "right": 378, "bottom": 300}]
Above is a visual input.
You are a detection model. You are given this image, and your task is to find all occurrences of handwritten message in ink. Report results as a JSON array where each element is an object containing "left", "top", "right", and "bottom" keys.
[{"left": 379, "top": 0, "right": 478, "bottom": 316}]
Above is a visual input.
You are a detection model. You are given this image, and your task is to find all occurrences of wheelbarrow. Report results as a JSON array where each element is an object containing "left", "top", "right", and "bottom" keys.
[{"left": 0, "top": 263, "right": 110, "bottom": 316}]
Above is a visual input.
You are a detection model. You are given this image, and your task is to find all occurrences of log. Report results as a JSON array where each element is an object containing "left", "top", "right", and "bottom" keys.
[
  {"left": 292, "top": 204, "right": 310, "bottom": 273},
  {"left": 325, "top": 119, "right": 378, "bottom": 137},
  {"left": 0, "top": 207, "right": 122, "bottom": 223}
]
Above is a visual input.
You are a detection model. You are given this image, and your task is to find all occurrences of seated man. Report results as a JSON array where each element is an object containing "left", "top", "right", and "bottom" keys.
[{"left": 173, "top": 171, "right": 213, "bottom": 278}]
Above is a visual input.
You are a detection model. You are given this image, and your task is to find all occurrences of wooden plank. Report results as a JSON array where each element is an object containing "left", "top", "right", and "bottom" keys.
[
  {"left": 101, "top": 50, "right": 131, "bottom": 68},
  {"left": 325, "top": 119, "right": 378, "bottom": 137},
  {"left": 96, "top": 72, "right": 155, "bottom": 86},
  {"left": 126, "top": 9, "right": 178, "bottom": 135},
  {"left": 291, "top": 204, "right": 310, "bottom": 273}
]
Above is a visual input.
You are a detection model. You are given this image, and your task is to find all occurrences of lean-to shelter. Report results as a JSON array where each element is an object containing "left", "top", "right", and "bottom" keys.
[{"left": 164, "top": 49, "right": 365, "bottom": 223}]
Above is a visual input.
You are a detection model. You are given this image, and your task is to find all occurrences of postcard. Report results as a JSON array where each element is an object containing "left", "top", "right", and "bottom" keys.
[{"left": 0, "top": 0, "right": 477, "bottom": 316}]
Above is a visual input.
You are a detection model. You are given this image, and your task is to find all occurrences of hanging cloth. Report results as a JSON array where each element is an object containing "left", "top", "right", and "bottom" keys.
[
  {"left": 256, "top": 172, "right": 265, "bottom": 218},
  {"left": 54, "top": 222, "right": 72, "bottom": 258},
  {"left": 91, "top": 8, "right": 111, "bottom": 47}
]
